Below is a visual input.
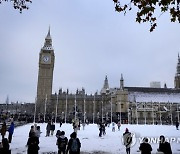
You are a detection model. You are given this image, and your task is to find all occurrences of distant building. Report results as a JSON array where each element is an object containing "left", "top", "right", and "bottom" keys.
[
  {"left": 35, "top": 30, "right": 180, "bottom": 124},
  {"left": 150, "top": 81, "right": 161, "bottom": 88}
]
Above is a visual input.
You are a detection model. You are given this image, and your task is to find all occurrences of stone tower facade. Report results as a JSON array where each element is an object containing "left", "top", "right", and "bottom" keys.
[
  {"left": 36, "top": 28, "right": 55, "bottom": 114},
  {"left": 175, "top": 54, "right": 180, "bottom": 89}
]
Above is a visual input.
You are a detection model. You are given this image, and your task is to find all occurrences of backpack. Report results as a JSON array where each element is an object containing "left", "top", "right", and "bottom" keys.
[
  {"left": 71, "top": 138, "right": 78, "bottom": 152},
  {"left": 58, "top": 137, "right": 67, "bottom": 149}
]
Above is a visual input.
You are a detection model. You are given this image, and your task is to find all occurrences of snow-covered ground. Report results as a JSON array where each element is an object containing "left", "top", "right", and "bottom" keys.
[{"left": 1, "top": 123, "right": 180, "bottom": 154}]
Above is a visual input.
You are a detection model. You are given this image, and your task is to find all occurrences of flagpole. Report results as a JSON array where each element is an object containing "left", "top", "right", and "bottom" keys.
[
  {"left": 102, "top": 100, "right": 103, "bottom": 123},
  {"left": 136, "top": 100, "right": 138, "bottom": 125},
  {"left": 34, "top": 97, "right": 37, "bottom": 123},
  {"left": 55, "top": 93, "right": 58, "bottom": 123},
  {"left": 159, "top": 102, "right": 162, "bottom": 125},
  {"left": 93, "top": 94, "right": 95, "bottom": 124},
  {"left": 170, "top": 102, "right": 173, "bottom": 125},
  {"left": 144, "top": 102, "right": 146, "bottom": 125},
  {"left": 65, "top": 93, "right": 67, "bottom": 123},
  {"left": 44, "top": 94, "right": 47, "bottom": 122},
  {"left": 75, "top": 94, "right": 77, "bottom": 121},
  {"left": 152, "top": 101, "right": 154, "bottom": 125},
  {"left": 110, "top": 94, "right": 112, "bottom": 124},
  {"left": 177, "top": 103, "right": 180, "bottom": 123},
  {"left": 83, "top": 94, "right": 86, "bottom": 124}
]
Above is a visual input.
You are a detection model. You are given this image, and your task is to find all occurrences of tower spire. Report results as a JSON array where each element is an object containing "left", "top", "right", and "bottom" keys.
[
  {"left": 46, "top": 26, "right": 51, "bottom": 39},
  {"left": 176, "top": 53, "right": 180, "bottom": 75},
  {"left": 174, "top": 53, "right": 180, "bottom": 88},
  {"left": 120, "top": 73, "right": 124, "bottom": 90},
  {"left": 42, "top": 27, "right": 53, "bottom": 50},
  {"left": 100, "top": 75, "right": 109, "bottom": 94}
]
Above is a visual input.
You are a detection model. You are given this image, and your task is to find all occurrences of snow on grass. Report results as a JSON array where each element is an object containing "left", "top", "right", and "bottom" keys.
[{"left": 1, "top": 123, "right": 180, "bottom": 154}]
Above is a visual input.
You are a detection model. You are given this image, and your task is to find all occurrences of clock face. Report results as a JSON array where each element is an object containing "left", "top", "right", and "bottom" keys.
[{"left": 43, "top": 55, "right": 50, "bottom": 63}]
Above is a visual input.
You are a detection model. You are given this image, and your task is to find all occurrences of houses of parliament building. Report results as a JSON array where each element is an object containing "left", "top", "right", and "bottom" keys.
[{"left": 16, "top": 30, "right": 180, "bottom": 124}]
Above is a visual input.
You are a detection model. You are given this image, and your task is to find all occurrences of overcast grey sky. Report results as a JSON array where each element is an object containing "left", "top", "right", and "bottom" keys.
[{"left": 0, "top": 0, "right": 180, "bottom": 103}]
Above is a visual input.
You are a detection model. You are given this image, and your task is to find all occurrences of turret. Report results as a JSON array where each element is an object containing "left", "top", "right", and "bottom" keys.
[{"left": 174, "top": 53, "right": 180, "bottom": 88}]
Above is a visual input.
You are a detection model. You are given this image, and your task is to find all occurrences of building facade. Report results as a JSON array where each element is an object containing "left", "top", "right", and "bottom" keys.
[{"left": 35, "top": 30, "right": 180, "bottom": 124}]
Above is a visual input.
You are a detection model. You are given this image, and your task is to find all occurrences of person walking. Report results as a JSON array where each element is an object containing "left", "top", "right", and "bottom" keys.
[
  {"left": 50, "top": 122, "right": 55, "bottom": 136},
  {"left": 112, "top": 122, "right": 115, "bottom": 132},
  {"left": 66, "top": 132, "right": 81, "bottom": 154},
  {"left": 29, "top": 125, "right": 35, "bottom": 138},
  {"left": 56, "top": 130, "right": 61, "bottom": 138},
  {"left": 56, "top": 131, "right": 68, "bottom": 154},
  {"left": 139, "top": 137, "right": 152, "bottom": 154},
  {"left": 99, "top": 123, "right": 103, "bottom": 137},
  {"left": 157, "top": 135, "right": 172, "bottom": 154},
  {"left": 123, "top": 128, "right": 132, "bottom": 154},
  {"left": 1, "top": 138, "right": 11, "bottom": 154},
  {"left": 27, "top": 132, "right": 39, "bottom": 154},
  {"left": 0, "top": 122, "right": 7, "bottom": 139},
  {"left": 35, "top": 126, "right": 42, "bottom": 138},
  {"left": 46, "top": 122, "right": 51, "bottom": 137},
  {"left": 176, "top": 121, "right": 179, "bottom": 130},
  {"left": 8, "top": 122, "right": 15, "bottom": 143},
  {"left": 117, "top": 121, "right": 121, "bottom": 131}
]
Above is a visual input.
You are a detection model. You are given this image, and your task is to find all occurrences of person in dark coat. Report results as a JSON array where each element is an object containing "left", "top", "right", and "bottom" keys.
[
  {"left": 1, "top": 138, "right": 11, "bottom": 154},
  {"left": 139, "top": 137, "right": 152, "bottom": 154},
  {"left": 29, "top": 125, "right": 35, "bottom": 138},
  {"left": 0, "top": 122, "right": 7, "bottom": 139},
  {"left": 8, "top": 122, "right": 15, "bottom": 143},
  {"left": 46, "top": 122, "right": 51, "bottom": 137},
  {"left": 56, "top": 130, "right": 61, "bottom": 139},
  {"left": 60, "top": 121, "right": 62, "bottom": 127},
  {"left": 123, "top": 128, "right": 132, "bottom": 154},
  {"left": 176, "top": 121, "right": 179, "bottom": 130},
  {"left": 50, "top": 122, "right": 55, "bottom": 136},
  {"left": 66, "top": 132, "right": 81, "bottom": 154},
  {"left": 27, "top": 132, "right": 39, "bottom": 154},
  {"left": 56, "top": 131, "right": 68, "bottom": 154},
  {"left": 99, "top": 123, "right": 103, "bottom": 137},
  {"left": 157, "top": 135, "right": 172, "bottom": 154}
]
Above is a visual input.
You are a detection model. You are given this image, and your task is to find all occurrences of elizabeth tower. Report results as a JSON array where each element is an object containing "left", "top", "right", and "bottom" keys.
[{"left": 36, "top": 28, "right": 55, "bottom": 114}]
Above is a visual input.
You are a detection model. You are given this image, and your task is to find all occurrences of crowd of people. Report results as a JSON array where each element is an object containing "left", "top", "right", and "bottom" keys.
[
  {"left": 0, "top": 121, "right": 14, "bottom": 154},
  {"left": 0, "top": 118, "right": 179, "bottom": 154},
  {"left": 122, "top": 128, "right": 173, "bottom": 154},
  {"left": 26, "top": 122, "right": 81, "bottom": 154},
  {"left": 98, "top": 121, "right": 174, "bottom": 154}
]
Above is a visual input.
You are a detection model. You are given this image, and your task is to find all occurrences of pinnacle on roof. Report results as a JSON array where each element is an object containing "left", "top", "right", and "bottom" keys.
[
  {"left": 120, "top": 73, "right": 124, "bottom": 81},
  {"left": 176, "top": 53, "right": 180, "bottom": 75}
]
